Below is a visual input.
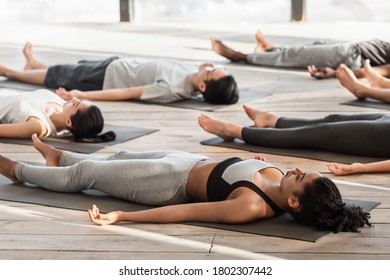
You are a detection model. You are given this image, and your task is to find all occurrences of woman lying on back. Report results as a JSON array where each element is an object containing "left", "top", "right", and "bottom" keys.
[
  {"left": 0, "top": 135, "right": 371, "bottom": 233},
  {"left": 0, "top": 88, "right": 104, "bottom": 141}
]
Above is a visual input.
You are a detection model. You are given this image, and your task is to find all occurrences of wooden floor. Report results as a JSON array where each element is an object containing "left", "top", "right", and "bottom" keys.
[{"left": 0, "top": 22, "right": 389, "bottom": 260}]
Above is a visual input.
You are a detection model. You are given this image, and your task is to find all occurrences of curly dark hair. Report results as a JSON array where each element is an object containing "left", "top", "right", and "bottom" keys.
[
  {"left": 202, "top": 75, "right": 239, "bottom": 104},
  {"left": 290, "top": 177, "right": 371, "bottom": 233}
]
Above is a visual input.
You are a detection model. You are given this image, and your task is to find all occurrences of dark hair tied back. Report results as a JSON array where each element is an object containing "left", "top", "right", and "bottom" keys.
[
  {"left": 69, "top": 105, "right": 111, "bottom": 142},
  {"left": 75, "top": 130, "right": 116, "bottom": 143}
]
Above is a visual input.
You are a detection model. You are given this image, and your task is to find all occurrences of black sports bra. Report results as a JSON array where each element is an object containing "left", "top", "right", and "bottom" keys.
[{"left": 207, "top": 157, "right": 286, "bottom": 216}]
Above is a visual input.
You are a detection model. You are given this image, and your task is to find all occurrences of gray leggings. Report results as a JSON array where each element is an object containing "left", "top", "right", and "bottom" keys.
[
  {"left": 246, "top": 42, "right": 362, "bottom": 69},
  {"left": 242, "top": 113, "right": 390, "bottom": 157},
  {"left": 15, "top": 150, "right": 207, "bottom": 206}
]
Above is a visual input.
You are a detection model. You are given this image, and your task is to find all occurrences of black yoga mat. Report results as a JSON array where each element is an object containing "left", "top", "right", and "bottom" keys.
[
  {"left": 139, "top": 91, "right": 271, "bottom": 112},
  {"left": 0, "top": 175, "right": 379, "bottom": 242},
  {"left": 0, "top": 124, "right": 158, "bottom": 153},
  {"left": 341, "top": 99, "right": 390, "bottom": 110},
  {"left": 201, "top": 137, "right": 387, "bottom": 164}
]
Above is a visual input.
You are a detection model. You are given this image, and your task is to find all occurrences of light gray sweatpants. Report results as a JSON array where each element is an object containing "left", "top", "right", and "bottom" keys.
[
  {"left": 246, "top": 42, "right": 362, "bottom": 69},
  {"left": 15, "top": 150, "right": 207, "bottom": 206}
]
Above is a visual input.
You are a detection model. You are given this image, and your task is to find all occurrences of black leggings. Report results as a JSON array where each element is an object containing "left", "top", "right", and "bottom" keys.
[{"left": 241, "top": 113, "right": 390, "bottom": 157}]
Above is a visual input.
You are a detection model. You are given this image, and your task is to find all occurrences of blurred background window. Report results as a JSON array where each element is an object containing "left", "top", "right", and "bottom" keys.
[{"left": 0, "top": 0, "right": 389, "bottom": 23}]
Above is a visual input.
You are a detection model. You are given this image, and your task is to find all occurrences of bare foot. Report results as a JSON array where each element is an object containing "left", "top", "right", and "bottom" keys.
[
  {"left": 23, "top": 42, "right": 47, "bottom": 70},
  {"left": 243, "top": 105, "right": 278, "bottom": 127},
  {"left": 254, "top": 29, "right": 274, "bottom": 52},
  {"left": 32, "top": 134, "right": 62, "bottom": 166},
  {"left": 363, "top": 59, "right": 390, "bottom": 88},
  {"left": 336, "top": 64, "right": 367, "bottom": 100},
  {"left": 0, "top": 64, "right": 7, "bottom": 76},
  {"left": 0, "top": 155, "right": 21, "bottom": 184},
  {"left": 211, "top": 38, "right": 247, "bottom": 62},
  {"left": 198, "top": 114, "right": 241, "bottom": 141}
]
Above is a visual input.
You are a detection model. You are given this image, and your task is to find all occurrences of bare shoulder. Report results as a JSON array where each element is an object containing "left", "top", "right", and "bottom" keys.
[{"left": 231, "top": 189, "right": 271, "bottom": 219}]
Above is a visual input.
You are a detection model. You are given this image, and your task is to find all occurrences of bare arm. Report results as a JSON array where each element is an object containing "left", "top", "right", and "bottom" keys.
[
  {"left": 327, "top": 160, "right": 390, "bottom": 175},
  {"left": 0, "top": 118, "right": 46, "bottom": 138},
  {"left": 56, "top": 86, "right": 143, "bottom": 101},
  {"left": 88, "top": 196, "right": 262, "bottom": 226}
]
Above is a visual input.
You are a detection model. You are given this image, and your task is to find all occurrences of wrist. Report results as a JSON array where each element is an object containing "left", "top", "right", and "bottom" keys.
[
  {"left": 73, "top": 91, "right": 83, "bottom": 98},
  {"left": 354, "top": 163, "right": 366, "bottom": 173},
  {"left": 116, "top": 211, "right": 124, "bottom": 222}
]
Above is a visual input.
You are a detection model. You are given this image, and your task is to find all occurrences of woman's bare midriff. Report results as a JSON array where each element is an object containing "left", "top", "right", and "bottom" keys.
[{"left": 186, "top": 158, "right": 224, "bottom": 201}]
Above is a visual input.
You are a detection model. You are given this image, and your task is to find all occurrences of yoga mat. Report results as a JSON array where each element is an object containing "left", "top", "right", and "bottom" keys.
[
  {"left": 341, "top": 99, "right": 390, "bottom": 111},
  {"left": 141, "top": 91, "right": 271, "bottom": 112},
  {"left": 201, "top": 137, "right": 387, "bottom": 164},
  {"left": 0, "top": 175, "right": 379, "bottom": 242},
  {"left": 0, "top": 79, "right": 53, "bottom": 92},
  {"left": 166, "top": 91, "right": 271, "bottom": 111},
  {"left": 0, "top": 80, "right": 270, "bottom": 111},
  {"left": 0, "top": 124, "right": 158, "bottom": 153}
]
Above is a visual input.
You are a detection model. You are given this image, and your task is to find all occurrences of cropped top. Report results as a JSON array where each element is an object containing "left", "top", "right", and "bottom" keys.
[{"left": 206, "top": 157, "right": 286, "bottom": 216}]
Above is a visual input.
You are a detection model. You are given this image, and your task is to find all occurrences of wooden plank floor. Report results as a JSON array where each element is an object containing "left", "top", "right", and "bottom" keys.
[{"left": 0, "top": 22, "right": 389, "bottom": 260}]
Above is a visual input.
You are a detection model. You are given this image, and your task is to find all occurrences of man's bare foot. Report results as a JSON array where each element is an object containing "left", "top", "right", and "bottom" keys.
[
  {"left": 211, "top": 38, "right": 247, "bottom": 62},
  {"left": 254, "top": 30, "right": 274, "bottom": 52},
  {"left": 336, "top": 64, "right": 367, "bottom": 100},
  {"left": 32, "top": 134, "right": 62, "bottom": 166},
  {"left": 23, "top": 42, "right": 47, "bottom": 70},
  {"left": 243, "top": 105, "right": 278, "bottom": 127},
  {"left": 198, "top": 114, "right": 241, "bottom": 141},
  {"left": 0, "top": 155, "right": 21, "bottom": 184},
  {"left": 363, "top": 59, "right": 390, "bottom": 88}
]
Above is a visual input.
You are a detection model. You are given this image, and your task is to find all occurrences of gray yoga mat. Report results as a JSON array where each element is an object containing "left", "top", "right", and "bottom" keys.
[
  {"left": 0, "top": 175, "right": 379, "bottom": 242},
  {"left": 0, "top": 124, "right": 158, "bottom": 153},
  {"left": 341, "top": 99, "right": 390, "bottom": 110},
  {"left": 201, "top": 137, "right": 387, "bottom": 164}
]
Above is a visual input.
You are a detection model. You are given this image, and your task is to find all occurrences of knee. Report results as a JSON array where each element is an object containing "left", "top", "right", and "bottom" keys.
[{"left": 66, "top": 159, "right": 97, "bottom": 187}]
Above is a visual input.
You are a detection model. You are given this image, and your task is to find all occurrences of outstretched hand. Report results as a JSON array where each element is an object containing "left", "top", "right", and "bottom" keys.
[
  {"left": 88, "top": 204, "right": 121, "bottom": 226},
  {"left": 308, "top": 65, "right": 336, "bottom": 79},
  {"left": 56, "top": 87, "right": 80, "bottom": 101},
  {"left": 327, "top": 163, "right": 362, "bottom": 175}
]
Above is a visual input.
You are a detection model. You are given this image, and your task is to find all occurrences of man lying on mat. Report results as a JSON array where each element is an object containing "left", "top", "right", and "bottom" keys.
[
  {"left": 211, "top": 29, "right": 390, "bottom": 80},
  {"left": 0, "top": 88, "right": 111, "bottom": 142},
  {"left": 0, "top": 43, "right": 239, "bottom": 105},
  {"left": 198, "top": 105, "right": 390, "bottom": 161},
  {"left": 0, "top": 134, "right": 370, "bottom": 232}
]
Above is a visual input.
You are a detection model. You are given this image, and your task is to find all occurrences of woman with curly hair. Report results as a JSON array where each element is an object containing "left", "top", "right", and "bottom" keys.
[{"left": 0, "top": 135, "right": 370, "bottom": 233}]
